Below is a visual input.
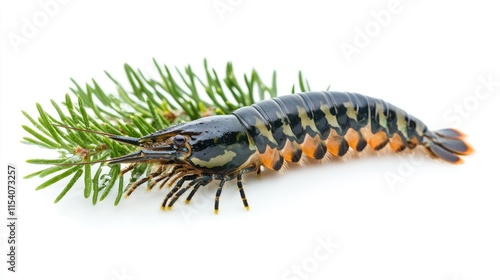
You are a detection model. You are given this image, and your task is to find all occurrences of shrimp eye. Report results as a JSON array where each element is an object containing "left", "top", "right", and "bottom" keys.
[{"left": 173, "top": 135, "right": 186, "bottom": 146}]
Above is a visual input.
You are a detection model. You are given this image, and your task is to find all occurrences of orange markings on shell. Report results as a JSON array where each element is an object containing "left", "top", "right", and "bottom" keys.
[
  {"left": 259, "top": 146, "right": 283, "bottom": 171},
  {"left": 368, "top": 131, "right": 389, "bottom": 150},
  {"left": 407, "top": 136, "right": 419, "bottom": 149},
  {"left": 325, "top": 131, "right": 345, "bottom": 156},
  {"left": 301, "top": 134, "right": 321, "bottom": 159},
  {"left": 344, "top": 129, "right": 360, "bottom": 151},
  {"left": 281, "top": 140, "right": 298, "bottom": 162},
  {"left": 255, "top": 125, "right": 443, "bottom": 171},
  {"left": 389, "top": 133, "right": 405, "bottom": 152}
]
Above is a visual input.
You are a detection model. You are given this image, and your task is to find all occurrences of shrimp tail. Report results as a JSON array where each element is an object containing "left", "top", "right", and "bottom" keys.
[{"left": 423, "top": 128, "right": 473, "bottom": 164}]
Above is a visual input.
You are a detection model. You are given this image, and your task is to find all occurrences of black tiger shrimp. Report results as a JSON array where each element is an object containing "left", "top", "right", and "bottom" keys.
[{"left": 68, "top": 91, "right": 473, "bottom": 213}]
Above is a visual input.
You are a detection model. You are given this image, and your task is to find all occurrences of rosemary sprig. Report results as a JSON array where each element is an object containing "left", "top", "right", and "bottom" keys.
[{"left": 22, "top": 59, "right": 311, "bottom": 205}]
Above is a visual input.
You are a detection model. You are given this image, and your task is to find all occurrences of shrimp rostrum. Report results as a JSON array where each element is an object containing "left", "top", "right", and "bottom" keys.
[{"left": 82, "top": 91, "right": 473, "bottom": 213}]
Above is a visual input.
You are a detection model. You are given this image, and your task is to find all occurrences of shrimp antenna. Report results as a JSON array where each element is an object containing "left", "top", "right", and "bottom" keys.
[{"left": 52, "top": 124, "right": 141, "bottom": 146}]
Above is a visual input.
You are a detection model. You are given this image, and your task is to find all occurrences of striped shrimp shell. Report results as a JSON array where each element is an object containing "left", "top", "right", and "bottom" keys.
[{"left": 232, "top": 91, "right": 472, "bottom": 170}]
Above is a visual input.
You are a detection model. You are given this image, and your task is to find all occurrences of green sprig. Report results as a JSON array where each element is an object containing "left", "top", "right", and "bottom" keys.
[{"left": 22, "top": 59, "right": 312, "bottom": 205}]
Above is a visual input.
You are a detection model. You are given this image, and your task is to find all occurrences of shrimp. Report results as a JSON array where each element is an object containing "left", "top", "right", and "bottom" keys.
[{"left": 68, "top": 91, "right": 473, "bottom": 213}]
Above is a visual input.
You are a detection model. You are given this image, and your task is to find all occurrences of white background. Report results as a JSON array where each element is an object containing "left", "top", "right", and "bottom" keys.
[{"left": 1, "top": 1, "right": 499, "bottom": 279}]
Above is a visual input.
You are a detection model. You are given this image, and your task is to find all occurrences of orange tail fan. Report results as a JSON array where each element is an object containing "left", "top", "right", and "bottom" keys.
[{"left": 423, "top": 128, "right": 473, "bottom": 164}]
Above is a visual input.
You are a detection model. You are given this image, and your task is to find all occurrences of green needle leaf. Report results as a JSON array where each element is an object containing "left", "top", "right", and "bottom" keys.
[
  {"left": 99, "top": 165, "right": 120, "bottom": 201},
  {"left": 84, "top": 164, "right": 91, "bottom": 198},
  {"left": 22, "top": 125, "right": 59, "bottom": 148},
  {"left": 36, "top": 166, "right": 82, "bottom": 190},
  {"left": 114, "top": 175, "right": 124, "bottom": 206},
  {"left": 27, "top": 159, "right": 73, "bottom": 165},
  {"left": 78, "top": 96, "right": 90, "bottom": 128},
  {"left": 92, "top": 166, "right": 102, "bottom": 205},
  {"left": 54, "top": 169, "right": 83, "bottom": 203}
]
